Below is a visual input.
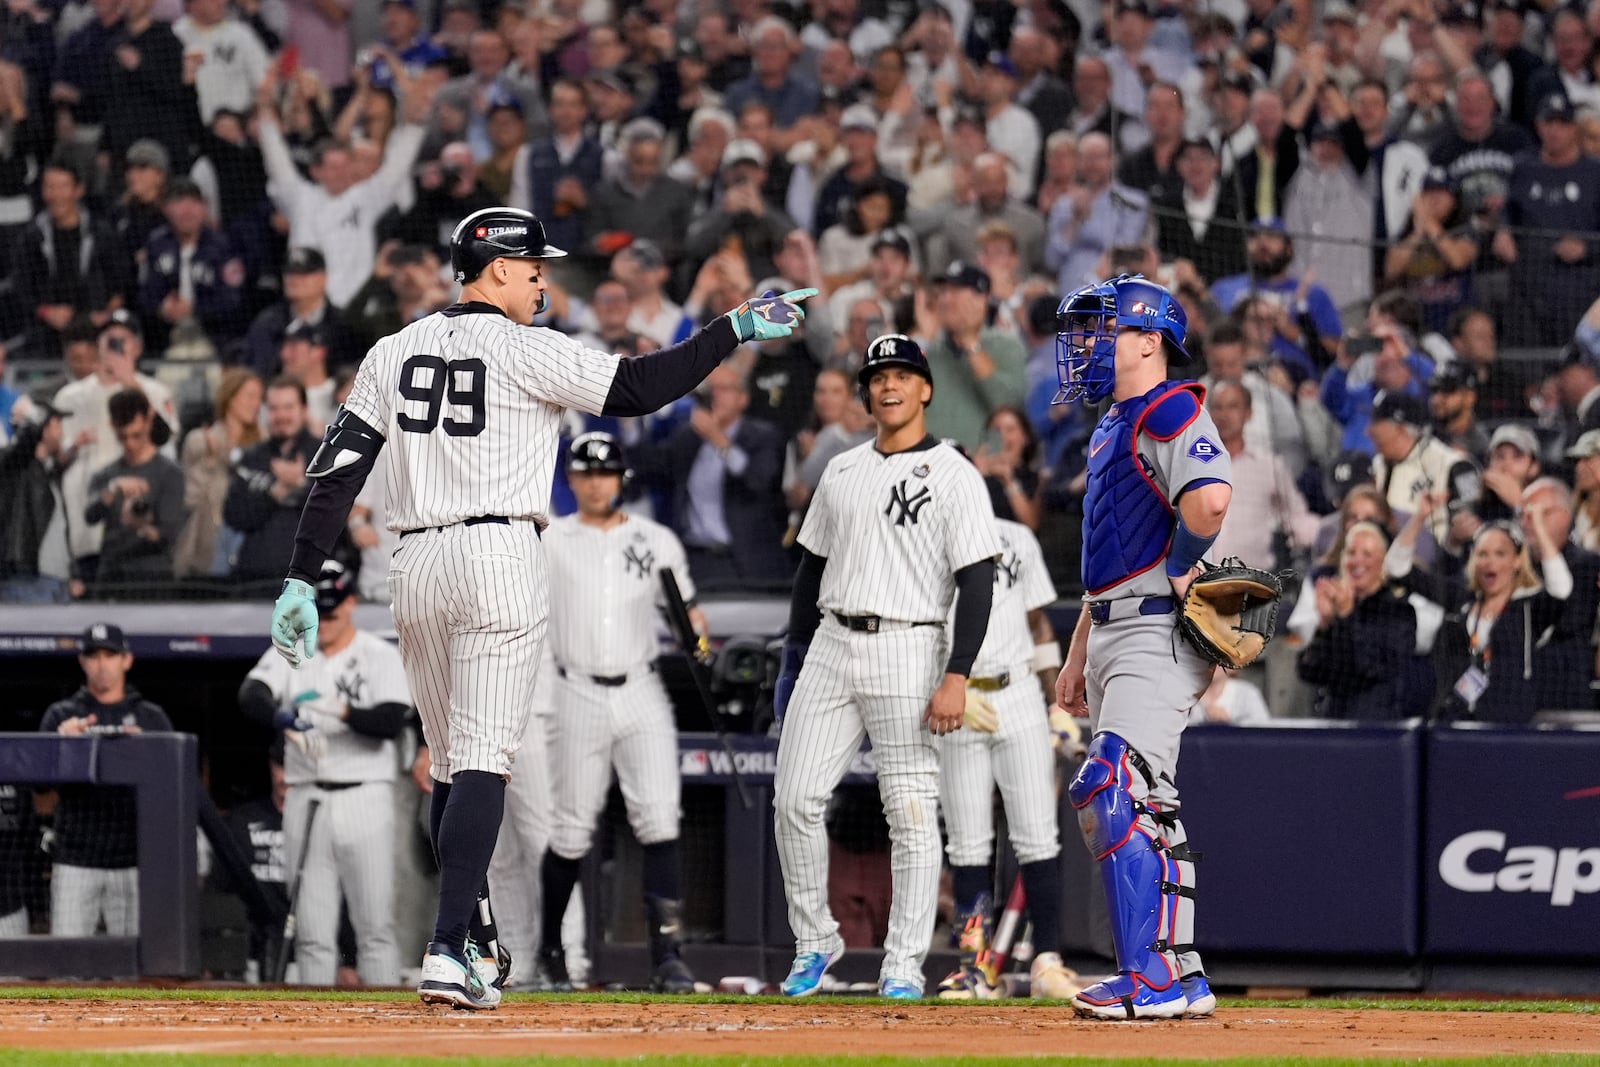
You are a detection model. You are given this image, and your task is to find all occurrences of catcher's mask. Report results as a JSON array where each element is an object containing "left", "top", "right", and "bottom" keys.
[{"left": 1054, "top": 274, "right": 1192, "bottom": 406}]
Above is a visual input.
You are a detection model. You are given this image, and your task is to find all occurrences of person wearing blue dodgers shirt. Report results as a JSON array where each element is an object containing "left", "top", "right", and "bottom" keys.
[{"left": 1051, "top": 274, "right": 1232, "bottom": 1020}]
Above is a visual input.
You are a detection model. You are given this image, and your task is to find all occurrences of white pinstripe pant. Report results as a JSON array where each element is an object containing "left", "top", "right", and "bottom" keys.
[
  {"left": 0, "top": 907, "right": 26, "bottom": 936},
  {"left": 283, "top": 781, "right": 399, "bottom": 986},
  {"left": 488, "top": 691, "right": 590, "bottom": 982},
  {"left": 389, "top": 521, "right": 549, "bottom": 782},
  {"left": 774, "top": 617, "right": 946, "bottom": 987},
  {"left": 548, "top": 669, "right": 681, "bottom": 858},
  {"left": 49, "top": 864, "right": 137, "bottom": 936},
  {"left": 937, "top": 672, "right": 1061, "bottom": 867}
]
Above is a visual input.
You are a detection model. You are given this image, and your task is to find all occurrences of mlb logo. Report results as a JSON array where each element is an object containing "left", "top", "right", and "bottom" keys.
[
  {"left": 680, "top": 750, "right": 709, "bottom": 776},
  {"left": 475, "top": 227, "right": 488, "bottom": 238}
]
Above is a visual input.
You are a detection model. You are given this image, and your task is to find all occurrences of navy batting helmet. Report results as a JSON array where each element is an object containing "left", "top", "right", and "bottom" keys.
[
  {"left": 567, "top": 431, "right": 629, "bottom": 476},
  {"left": 314, "top": 559, "right": 357, "bottom": 616},
  {"left": 450, "top": 206, "right": 567, "bottom": 283},
  {"left": 857, "top": 333, "right": 933, "bottom": 410}
]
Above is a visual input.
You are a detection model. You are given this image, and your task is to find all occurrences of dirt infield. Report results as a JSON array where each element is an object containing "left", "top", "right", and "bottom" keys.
[{"left": 1, "top": 998, "right": 1598, "bottom": 1060}]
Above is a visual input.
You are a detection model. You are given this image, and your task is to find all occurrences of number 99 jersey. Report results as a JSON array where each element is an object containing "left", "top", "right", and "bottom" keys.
[{"left": 338, "top": 305, "right": 627, "bottom": 531}]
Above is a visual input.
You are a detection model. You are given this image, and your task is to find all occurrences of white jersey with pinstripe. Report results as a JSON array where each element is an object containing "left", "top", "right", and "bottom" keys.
[
  {"left": 797, "top": 439, "right": 1001, "bottom": 620},
  {"left": 543, "top": 513, "right": 691, "bottom": 861},
  {"left": 336, "top": 304, "right": 624, "bottom": 788},
  {"left": 338, "top": 305, "right": 622, "bottom": 531},
  {"left": 245, "top": 630, "right": 409, "bottom": 985},
  {"left": 938, "top": 518, "right": 1060, "bottom": 870},
  {"left": 776, "top": 437, "right": 1002, "bottom": 989}
]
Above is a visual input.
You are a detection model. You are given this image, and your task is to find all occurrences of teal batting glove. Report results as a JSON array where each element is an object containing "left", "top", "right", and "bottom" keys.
[
  {"left": 725, "top": 288, "right": 819, "bottom": 343},
  {"left": 271, "top": 578, "right": 319, "bottom": 667}
]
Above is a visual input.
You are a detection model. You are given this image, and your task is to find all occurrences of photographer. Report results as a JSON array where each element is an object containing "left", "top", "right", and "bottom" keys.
[
  {"left": 83, "top": 389, "right": 186, "bottom": 588},
  {"left": 683, "top": 140, "right": 796, "bottom": 289}
]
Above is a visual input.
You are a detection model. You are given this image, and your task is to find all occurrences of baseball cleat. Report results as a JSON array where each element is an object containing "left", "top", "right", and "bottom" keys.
[
  {"left": 651, "top": 955, "right": 697, "bottom": 994},
  {"left": 469, "top": 940, "right": 513, "bottom": 993},
  {"left": 936, "top": 963, "right": 1002, "bottom": 1000},
  {"left": 418, "top": 941, "right": 501, "bottom": 1010},
  {"left": 1029, "top": 952, "right": 1087, "bottom": 999},
  {"left": 1071, "top": 974, "right": 1187, "bottom": 1020},
  {"left": 878, "top": 977, "right": 924, "bottom": 1000},
  {"left": 1181, "top": 974, "right": 1217, "bottom": 1017},
  {"left": 530, "top": 945, "right": 574, "bottom": 992},
  {"left": 780, "top": 946, "right": 842, "bottom": 997}
]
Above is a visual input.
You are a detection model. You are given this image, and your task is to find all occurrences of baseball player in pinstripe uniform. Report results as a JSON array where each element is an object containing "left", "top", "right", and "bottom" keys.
[
  {"left": 535, "top": 431, "right": 706, "bottom": 993},
  {"left": 934, "top": 498, "right": 1083, "bottom": 1001},
  {"left": 1053, "top": 274, "right": 1231, "bottom": 1020},
  {"left": 771, "top": 334, "right": 1001, "bottom": 1000},
  {"left": 266, "top": 205, "right": 815, "bottom": 1010},
  {"left": 240, "top": 560, "right": 411, "bottom": 986}
]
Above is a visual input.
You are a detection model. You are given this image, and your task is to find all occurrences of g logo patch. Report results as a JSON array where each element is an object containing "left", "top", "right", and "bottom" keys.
[{"left": 1189, "top": 436, "right": 1221, "bottom": 463}]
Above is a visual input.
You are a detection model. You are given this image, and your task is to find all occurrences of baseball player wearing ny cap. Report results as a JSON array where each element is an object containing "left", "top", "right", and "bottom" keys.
[
  {"left": 1053, "top": 274, "right": 1231, "bottom": 1019},
  {"left": 772, "top": 334, "right": 1001, "bottom": 1000},
  {"left": 265, "top": 203, "right": 815, "bottom": 1009},
  {"left": 241, "top": 560, "right": 413, "bottom": 987},
  {"left": 533, "top": 432, "right": 707, "bottom": 993},
  {"left": 40, "top": 623, "right": 172, "bottom": 937}
]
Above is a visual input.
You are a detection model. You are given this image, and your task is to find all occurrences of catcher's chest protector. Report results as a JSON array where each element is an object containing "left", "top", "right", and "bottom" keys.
[{"left": 1082, "top": 385, "right": 1193, "bottom": 595}]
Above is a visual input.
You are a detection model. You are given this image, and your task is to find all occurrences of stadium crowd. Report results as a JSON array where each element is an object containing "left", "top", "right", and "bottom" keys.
[{"left": 0, "top": 0, "right": 1598, "bottom": 721}]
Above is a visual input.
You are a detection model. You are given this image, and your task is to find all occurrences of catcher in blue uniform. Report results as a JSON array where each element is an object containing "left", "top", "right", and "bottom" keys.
[{"left": 1051, "top": 274, "right": 1283, "bottom": 1020}]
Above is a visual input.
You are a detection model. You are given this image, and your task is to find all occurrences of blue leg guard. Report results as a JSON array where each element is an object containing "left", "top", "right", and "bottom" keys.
[{"left": 1066, "top": 732, "right": 1186, "bottom": 1020}]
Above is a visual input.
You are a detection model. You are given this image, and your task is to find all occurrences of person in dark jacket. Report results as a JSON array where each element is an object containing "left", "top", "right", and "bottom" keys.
[
  {"left": 84, "top": 388, "right": 186, "bottom": 587},
  {"left": 1522, "top": 477, "right": 1600, "bottom": 712},
  {"left": 515, "top": 77, "right": 604, "bottom": 257},
  {"left": 1298, "top": 520, "right": 1426, "bottom": 720},
  {"left": 40, "top": 622, "right": 173, "bottom": 936},
  {"left": 222, "top": 377, "right": 318, "bottom": 584},
  {"left": 139, "top": 178, "right": 247, "bottom": 352},
  {"left": 12, "top": 159, "right": 132, "bottom": 357},
  {"left": 0, "top": 400, "right": 71, "bottom": 600},
  {"left": 640, "top": 362, "right": 791, "bottom": 586},
  {"left": 1388, "top": 492, "right": 1572, "bottom": 724},
  {"left": 238, "top": 247, "right": 361, "bottom": 375},
  {"left": 101, "top": 0, "right": 196, "bottom": 173}
]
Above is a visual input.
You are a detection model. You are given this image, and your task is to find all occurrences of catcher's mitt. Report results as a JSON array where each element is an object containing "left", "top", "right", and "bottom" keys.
[{"left": 1176, "top": 557, "right": 1290, "bottom": 669}]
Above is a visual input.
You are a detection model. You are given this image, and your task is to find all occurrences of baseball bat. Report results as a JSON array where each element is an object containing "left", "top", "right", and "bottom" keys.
[
  {"left": 271, "top": 796, "right": 322, "bottom": 984},
  {"left": 659, "top": 568, "right": 753, "bottom": 810}
]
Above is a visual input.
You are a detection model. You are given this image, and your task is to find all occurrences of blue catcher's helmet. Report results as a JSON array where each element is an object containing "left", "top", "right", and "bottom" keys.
[{"left": 1054, "top": 273, "right": 1192, "bottom": 405}]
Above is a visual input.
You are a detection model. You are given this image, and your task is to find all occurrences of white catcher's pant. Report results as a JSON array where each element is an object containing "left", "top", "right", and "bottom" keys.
[
  {"left": 283, "top": 781, "right": 399, "bottom": 986},
  {"left": 50, "top": 864, "right": 137, "bottom": 936},
  {"left": 774, "top": 617, "right": 946, "bottom": 987},
  {"left": 390, "top": 521, "right": 549, "bottom": 782},
  {"left": 548, "top": 668, "right": 681, "bottom": 859},
  {"left": 937, "top": 672, "right": 1061, "bottom": 867},
  {"left": 488, "top": 664, "right": 589, "bottom": 983}
]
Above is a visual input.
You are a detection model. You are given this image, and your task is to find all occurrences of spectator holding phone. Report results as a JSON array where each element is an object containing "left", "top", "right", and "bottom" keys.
[{"left": 84, "top": 389, "right": 186, "bottom": 588}]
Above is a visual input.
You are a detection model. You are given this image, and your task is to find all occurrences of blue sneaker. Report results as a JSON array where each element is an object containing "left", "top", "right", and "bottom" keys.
[
  {"left": 1181, "top": 974, "right": 1216, "bottom": 1018},
  {"left": 781, "top": 947, "right": 842, "bottom": 996},
  {"left": 1071, "top": 974, "right": 1186, "bottom": 1020},
  {"left": 878, "top": 977, "right": 923, "bottom": 1000}
]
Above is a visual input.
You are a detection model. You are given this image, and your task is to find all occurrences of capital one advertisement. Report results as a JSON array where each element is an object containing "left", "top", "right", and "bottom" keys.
[{"left": 1425, "top": 727, "right": 1600, "bottom": 957}]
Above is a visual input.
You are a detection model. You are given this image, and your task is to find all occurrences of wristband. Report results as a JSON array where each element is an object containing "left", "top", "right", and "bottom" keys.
[
  {"left": 1166, "top": 513, "right": 1218, "bottom": 577},
  {"left": 1032, "top": 640, "right": 1062, "bottom": 673}
]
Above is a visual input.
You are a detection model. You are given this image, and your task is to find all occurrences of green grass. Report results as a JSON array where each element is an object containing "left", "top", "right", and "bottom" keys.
[
  {"left": 1, "top": 1055, "right": 1599, "bottom": 1067},
  {"left": 0, "top": 987, "right": 1596, "bottom": 1013}
]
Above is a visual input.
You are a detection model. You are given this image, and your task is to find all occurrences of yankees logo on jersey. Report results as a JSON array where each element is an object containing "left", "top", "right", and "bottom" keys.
[
  {"left": 800, "top": 439, "right": 999, "bottom": 621},
  {"left": 545, "top": 514, "right": 694, "bottom": 675},
  {"left": 246, "top": 631, "right": 411, "bottom": 784},
  {"left": 337, "top": 306, "right": 620, "bottom": 531}
]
